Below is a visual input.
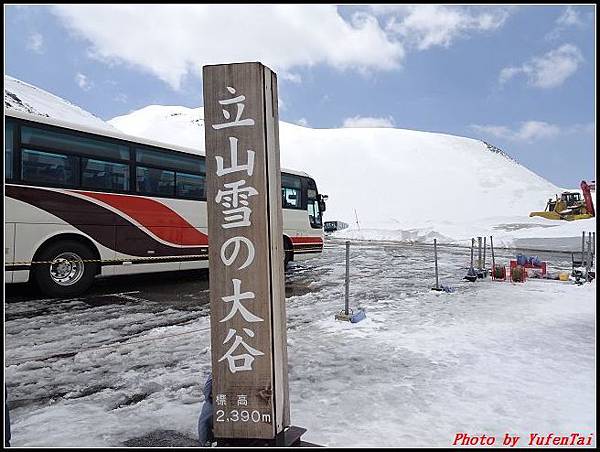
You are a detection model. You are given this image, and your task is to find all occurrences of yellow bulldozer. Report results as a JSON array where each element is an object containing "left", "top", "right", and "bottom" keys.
[{"left": 529, "top": 180, "right": 595, "bottom": 221}]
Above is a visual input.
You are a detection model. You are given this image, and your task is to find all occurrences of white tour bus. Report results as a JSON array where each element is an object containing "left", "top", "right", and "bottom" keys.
[{"left": 5, "top": 110, "right": 327, "bottom": 296}]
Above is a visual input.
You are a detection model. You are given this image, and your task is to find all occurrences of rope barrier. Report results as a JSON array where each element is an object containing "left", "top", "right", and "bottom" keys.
[
  {"left": 322, "top": 238, "right": 581, "bottom": 255},
  {"left": 5, "top": 249, "right": 321, "bottom": 266}
]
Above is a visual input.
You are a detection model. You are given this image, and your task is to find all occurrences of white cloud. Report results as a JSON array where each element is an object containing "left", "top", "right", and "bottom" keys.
[
  {"left": 295, "top": 118, "right": 309, "bottom": 127},
  {"left": 546, "top": 6, "right": 587, "bottom": 40},
  {"left": 113, "top": 93, "right": 128, "bottom": 103},
  {"left": 278, "top": 96, "right": 287, "bottom": 112},
  {"left": 342, "top": 115, "right": 395, "bottom": 128},
  {"left": 26, "top": 32, "right": 44, "bottom": 53},
  {"left": 470, "top": 121, "right": 561, "bottom": 142},
  {"left": 499, "top": 44, "right": 583, "bottom": 88},
  {"left": 51, "top": 5, "right": 404, "bottom": 90},
  {"left": 75, "top": 72, "right": 93, "bottom": 91},
  {"left": 280, "top": 72, "right": 302, "bottom": 84},
  {"left": 556, "top": 6, "right": 583, "bottom": 28},
  {"left": 373, "top": 5, "right": 510, "bottom": 50}
]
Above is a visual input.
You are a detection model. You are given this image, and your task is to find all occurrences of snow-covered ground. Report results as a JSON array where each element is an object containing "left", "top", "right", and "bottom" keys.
[{"left": 5, "top": 241, "right": 595, "bottom": 447}]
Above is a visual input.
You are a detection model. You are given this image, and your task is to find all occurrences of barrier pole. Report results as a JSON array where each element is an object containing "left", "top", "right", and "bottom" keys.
[
  {"left": 345, "top": 241, "right": 350, "bottom": 316},
  {"left": 478, "top": 237, "right": 482, "bottom": 271},
  {"left": 582, "top": 231, "right": 586, "bottom": 267},
  {"left": 586, "top": 233, "right": 592, "bottom": 280},
  {"left": 470, "top": 238, "right": 475, "bottom": 269},
  {"left": 483, "top": 236, "right": 487, "bottom": 271},
  {"left": 434, "top": 238, "right": 439, "bottom": 290},
  {"left": 490, "top": 236, "right": 495, "bottom": 270}
]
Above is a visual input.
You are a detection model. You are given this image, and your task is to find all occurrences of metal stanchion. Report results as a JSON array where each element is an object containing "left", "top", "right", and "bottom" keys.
[
  {"left": 490, "top": 236, "right": 495, "bottom": 270},
  {"left": 581, "top": 231, "right": 586, "bottom": 268},
  {"left": 432, "top": 239, "right": 442, "bottom": 291},
  {"left": 586, "top": 232, "right": 592, "bottom": 281},
  {"left": 482, "top": 236, "right": 487, "bottom": 277},
  {"left": 478, "top": 237, "right": 482, "bottom": 272},
  {"left": 464, "top": 238, "right": 477, "bottom": 282},
  {"left": 335, "top": 241, "right": 366, "bottom": 322},
  {"left": 345, "top": 240, "right": 350, "bottom": 315}
]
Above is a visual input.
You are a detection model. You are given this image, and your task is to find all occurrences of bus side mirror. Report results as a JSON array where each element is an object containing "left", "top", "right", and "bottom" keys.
[{"left": 317, "top": 194, "right": 327, "bottom": 213}]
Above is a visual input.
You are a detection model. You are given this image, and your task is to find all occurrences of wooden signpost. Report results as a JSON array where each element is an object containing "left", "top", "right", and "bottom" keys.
[{"left": 203, "top": 62, "right": 291, "bottom": 443}]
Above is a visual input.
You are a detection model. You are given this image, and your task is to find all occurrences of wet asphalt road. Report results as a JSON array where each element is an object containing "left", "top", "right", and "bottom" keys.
[{"left": 5, "top": 238, "right": 575, "bottom": 310}]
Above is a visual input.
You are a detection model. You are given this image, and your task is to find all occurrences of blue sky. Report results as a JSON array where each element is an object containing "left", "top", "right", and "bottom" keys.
[{"left": 4, "top": 5, "right": 596, "bottom": 188}]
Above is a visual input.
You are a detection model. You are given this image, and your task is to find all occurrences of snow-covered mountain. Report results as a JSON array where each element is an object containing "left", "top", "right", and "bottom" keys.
[
  {"left": 6, "top": 75, "right": 590, "bottom": 246},
  {"left": 109, "top": 105, "right": 562, "bottom": 226},
  {"left": 4, "top": 75, "right": 115, "bottom": 131}
]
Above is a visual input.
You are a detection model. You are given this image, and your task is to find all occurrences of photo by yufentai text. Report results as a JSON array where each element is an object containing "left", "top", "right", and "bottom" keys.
[{"left": 453, "top": 432, "right": 594, "bottom": 447}]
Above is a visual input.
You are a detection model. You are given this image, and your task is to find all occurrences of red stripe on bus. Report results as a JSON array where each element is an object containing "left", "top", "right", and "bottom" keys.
[
  {"left": 289, "top": 236, "right": 323, "bottom": 245},
  {"left": 73, "top": 191, "right": 208, "bottom": 246}
]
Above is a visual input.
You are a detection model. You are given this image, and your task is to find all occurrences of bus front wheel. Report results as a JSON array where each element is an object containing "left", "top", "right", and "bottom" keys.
[{"left": 32, "top": 240, "right": 98, "bottom": 297}]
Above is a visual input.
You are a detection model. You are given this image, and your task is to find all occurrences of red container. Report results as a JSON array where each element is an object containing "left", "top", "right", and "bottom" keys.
[
  {"left": 510, "top": 263, "right": 527, "bottom": 282},
  {"left": 492, "top": 265, "right": 506, "bottom": 281},
  {"left": 510, "top": 259, "right": 546, "bottom": 277}
]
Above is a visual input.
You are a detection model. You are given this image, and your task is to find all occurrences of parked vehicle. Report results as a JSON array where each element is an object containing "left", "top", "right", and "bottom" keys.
[{"left": 5, "top": 110, "right": 327, "bottom": 296}]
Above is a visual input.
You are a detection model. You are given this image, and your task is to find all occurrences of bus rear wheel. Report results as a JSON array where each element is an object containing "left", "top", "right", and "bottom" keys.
[{"left": 33, "top": 240, "right": 98, "bottom": 297}]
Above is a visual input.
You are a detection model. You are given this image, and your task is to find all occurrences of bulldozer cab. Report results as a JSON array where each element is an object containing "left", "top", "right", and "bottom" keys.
[{"left": 561, "top": 192, "right": 582, "bottom": 207}]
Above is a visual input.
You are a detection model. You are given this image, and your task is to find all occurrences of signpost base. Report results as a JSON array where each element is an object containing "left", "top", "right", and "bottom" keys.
[{"left": 216, "top": 426, "right": 312, "bottom": 447}]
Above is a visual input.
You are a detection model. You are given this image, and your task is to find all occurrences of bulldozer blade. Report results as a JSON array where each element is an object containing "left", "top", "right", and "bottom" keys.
[{"left": 529, "top": 211, "right": 562, "bottom": 220}]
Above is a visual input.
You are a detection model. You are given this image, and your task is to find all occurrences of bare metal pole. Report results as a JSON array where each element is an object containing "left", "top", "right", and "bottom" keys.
[
  {"left": 478, "top": 237, "right": 482, "bottom": 271},
  {"left": 581, "top": 231, "right": 586, "bottom": 267},
  {"left": 345, "top": 241, "right": 350, "bottom": 315},
  {"left": 586, "top": 233, "right": 592, "bottom": 281},
  {"left": 483, "top": 236, "right": 487, "bottom": 271},
  {"left": 434, "top": 238, "right": 439, "bottom": 289},
  {"left": 470, "top": 238, "right": 475, "bottom": 269},
  {"left": 490, "top": 236, "right": 495, "bottom": 270}
]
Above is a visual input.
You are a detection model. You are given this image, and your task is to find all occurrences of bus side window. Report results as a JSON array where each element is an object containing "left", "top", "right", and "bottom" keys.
[
  {"left": 177, "top": 172, "right": 205, "bottom": 199},
  {"left": 282, "top": 187, "right": 300, "bottom": 208},
  {"left": 136, "top": 166, "right": 175, "bottom": 197},
  {"left": 82, "top": 158, "right": 129, "bottom": 191},
  {"left": 5, "top": 122, "right": 14, "bottom": 179},
  {"left": 281, "top": 173, "right": 302, "bottom": 209},
  {"left": 21, "top": 149, "right": 78, "bottom": 186}
]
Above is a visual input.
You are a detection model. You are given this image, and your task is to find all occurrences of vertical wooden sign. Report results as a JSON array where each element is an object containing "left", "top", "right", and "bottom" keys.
[{"left": 203, "top": 62, "right": 289, "bottom": 440}]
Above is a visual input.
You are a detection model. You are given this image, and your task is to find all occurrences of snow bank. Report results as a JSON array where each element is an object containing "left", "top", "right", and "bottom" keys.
[
  {"left": 110, "top": 105, "right": 562, "bottom": 224},
  {"left": 110, "top": 104, "right": 593, "bottom": 250}
]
